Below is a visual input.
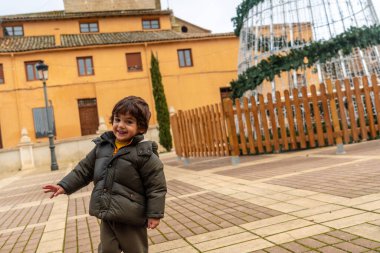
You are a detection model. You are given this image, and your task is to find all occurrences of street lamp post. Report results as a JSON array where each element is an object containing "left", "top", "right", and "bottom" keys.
[{"left": 36, "top": 61, "right": 59, "bottom": 171}]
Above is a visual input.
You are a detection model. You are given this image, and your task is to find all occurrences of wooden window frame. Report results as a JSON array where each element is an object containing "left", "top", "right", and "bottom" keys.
[
  {"left": 3, "top": 25, "right": 24, "bottom": 37},
  {"left": 142, "top": 19, "right": 160, "bottom": 29},
  {"left": 126, "top": 53, "right": 143, "bottom": 72},
  {"left": 79, "top": 21, "right": 99, "bottom": 33},
  {"left": 77, "top": 56, "right": 95, "bottom": 76},
  {"left": 177, "top": 49, "right": 193, "bottom": 68},
  {"left": 24, "top": 61, "right": 40, "bottom": 81},
  {"left": 0, "top": 64, "right": 4, "bottom": 84}
]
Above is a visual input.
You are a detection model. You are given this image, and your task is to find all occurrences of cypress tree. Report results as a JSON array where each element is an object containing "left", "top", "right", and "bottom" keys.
[{"left": 150, "top": 52, "right": 172, "bottom": 151}]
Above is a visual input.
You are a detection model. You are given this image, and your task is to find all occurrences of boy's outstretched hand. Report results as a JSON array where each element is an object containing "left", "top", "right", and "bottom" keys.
[
  {"left": 147, "top": 218, "right": 160, "bottom": 229},
  {"left": 42, "top": 184, "right": 65, "bottom": 199}
]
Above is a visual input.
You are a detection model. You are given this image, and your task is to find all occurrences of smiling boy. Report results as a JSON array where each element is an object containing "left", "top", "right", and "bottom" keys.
[{"left": 43, "top": 96, "right": 167, "bottom": 253}]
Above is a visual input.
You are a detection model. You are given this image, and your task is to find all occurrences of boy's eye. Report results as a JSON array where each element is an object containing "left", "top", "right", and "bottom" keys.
[{"left": 114, "top": 118, "right": 120, "bottom": 123}]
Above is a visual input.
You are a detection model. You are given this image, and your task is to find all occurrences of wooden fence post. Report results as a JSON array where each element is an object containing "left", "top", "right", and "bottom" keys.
[
  {"left": 326, "top": 80, "right": 345, "bottom": 154},
  {"left": 223, "top": 98, "right": 240, "bottom": 164},
  {"left": 170, "top": 114, "right": 182, "bottom": 158},
  {"left": 371, "top": 75, "right": 380, "bottom": 134}
]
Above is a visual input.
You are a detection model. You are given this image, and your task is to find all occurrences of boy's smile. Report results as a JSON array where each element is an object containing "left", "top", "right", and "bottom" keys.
[{"left": 112, "top": 113, "right": 141, "bottom": 142}]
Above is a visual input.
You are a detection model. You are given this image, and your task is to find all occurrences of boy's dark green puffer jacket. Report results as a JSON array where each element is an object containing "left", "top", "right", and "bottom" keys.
[{"left": 58, "top": 131, "right": 166, "bottom": 226}]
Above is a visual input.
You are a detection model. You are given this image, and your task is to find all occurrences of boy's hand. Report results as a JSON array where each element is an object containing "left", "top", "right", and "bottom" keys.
[
  {"left": 42, "top": 184, "right": 65, "bottom": 199},
  {"left": 147, "top": 218, "right": 160, "bottom": 229}
]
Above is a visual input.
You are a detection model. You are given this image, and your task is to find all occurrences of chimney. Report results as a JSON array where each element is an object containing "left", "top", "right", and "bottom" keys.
[{"left": 155, "top": 0, "right": 161, "bottom": 9}]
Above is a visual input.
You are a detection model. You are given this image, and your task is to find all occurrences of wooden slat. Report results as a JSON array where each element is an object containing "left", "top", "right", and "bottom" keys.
[
  {"left": 250, "top": 96, "right": 264, "bottom": 153},
  {"left": 196, "top": 107, "right": 206, "bottom": 156},
  {"left": 335, "top": 80, "right": 350, "bottom": 144},
  {"left": 310, "top": 85, "right": 325, "bottom": 147},
  {"left": 219, "top": 103, "right": 230, "bottom": 156},
  {"left": 207, "top": 105, "right": 219, "bottom": 156},
  {"left": 293, "top": 88, "right": 306, "bottom": 149},
  {"left": 301, "top": 87, "right": 316, "bottom": 148},
  {"left": 235, "top": 99, "right": 248, "bottom": 155},
  {"left": 258, "top": 95, "right": 272, "bottom": 153},
  {"left": 212, "top": 105, "right": 220, "bottom": 156},
  {"left": 275, "top": 91, "right": 289, "bottom": 151},
  {"left": 243, "top": 97, "right": 256, "bottom": 154},
  {"left": 362, "top": 76, "right": 376, "bottom": 138},
  {"left": 371, "top": 75, "right": 380, "bottom": 133},
  {"left": 197, "top": 108, "right": 205, "bottom": 156},
  {"left": 371, "top": 75, "right": 380, "bottom": 132},
  {"left": 170, "top": 114, "right": 182, "bottom": 157},
  {"left": 344, "top": 79, "right": 359, "bottom": 142},
  {"left": 178, "top": 110, "right": 189, "bottom": 158},
  {"left": 187, "top": 110, "right": 195, "bottom": 156},
  {"left": 353, "top": 77, "right": 368, "bottom": 141},
  {"left": 320, "top": 83, "right": 334, "bottom": 145},
  {"left": 191, "top": 109, "right": 201, "bottom": 157},
  {"left": 267, "top": 93, "right": 280, "bottom": 152},
  {"left": 213, "top": 104, "right": 222, "bottom": 156},
  {"left": 224, "top": 99, "right": 240, "bottom": 156},
  {"left": 284, "top": 90, "right": 297, "bottom": 149},
  {"left": 204, "top": 106, "right": 213, "bottom": 156},
  {"left": 183, "top": 110, "right": 193, "bottom": 156},
  {"left": 326, "top": 79, "right": 343, "bottom": 146}
]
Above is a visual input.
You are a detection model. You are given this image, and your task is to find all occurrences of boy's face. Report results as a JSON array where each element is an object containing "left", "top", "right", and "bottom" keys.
[{"left": 112, "top": 113, "right": 142, "bottom": 142}]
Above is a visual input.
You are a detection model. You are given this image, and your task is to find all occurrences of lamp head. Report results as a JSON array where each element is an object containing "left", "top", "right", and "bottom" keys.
[{"left": 35, "top": 61, "right": 49, "bottom": 80}]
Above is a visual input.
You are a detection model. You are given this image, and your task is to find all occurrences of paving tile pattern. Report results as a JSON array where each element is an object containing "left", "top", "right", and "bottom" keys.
[
  {"left": 0, "top": 204, "right": 52, "bottom": 230},
  {"left": 215, "top": 157, "right": 354, "bottom": 181},
  {"left": 64, "top": 217, "right": 100, "bottom": 253},
  {"left": 9, "top": 172, "right": 66, "bottom": 188},
  {"left": 316, "top": 141, "right": 380, "bottom": 156},
  {"left": 166, "top": 179, "right": 205, "bottom": 198},
  {"left": 1, "top": 140, "right": 380, "bottom": 252},
  {"left": 0, "top": 226, "right": 45, "bottom": 253},
  {"left": 252, "top": 230, "right": 380, "bottom": 253},
  {"left": 165, "top": 155, "right": 267, "bottom": 171},
  {"left": 147, "top": 192, "right": 283, "bottom": 245},
  {"left": 267, "top": 159, "right": 380, "bottom": 198},
  {"left": 68, "top": 196, "right": 91, "bottom": 217}
]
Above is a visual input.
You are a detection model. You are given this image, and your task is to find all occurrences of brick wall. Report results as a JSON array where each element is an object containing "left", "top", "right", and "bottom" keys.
[{"left": 64, "top": 0, "right": 159, "bottom": 13}]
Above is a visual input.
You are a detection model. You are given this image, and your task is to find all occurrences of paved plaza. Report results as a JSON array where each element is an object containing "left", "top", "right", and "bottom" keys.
[{"left": 0, "top": 140, "right": 380, "bottom": 252}]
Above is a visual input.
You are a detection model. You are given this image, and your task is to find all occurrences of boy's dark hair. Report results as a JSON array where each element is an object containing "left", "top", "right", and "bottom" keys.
[{"left": 110, "top": 96, "right": 151, "bottom": 134}]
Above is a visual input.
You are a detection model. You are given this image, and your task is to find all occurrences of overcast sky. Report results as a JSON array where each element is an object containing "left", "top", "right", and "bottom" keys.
[{"left": 0, "top": 0, "right": 379, "bottom": 33}]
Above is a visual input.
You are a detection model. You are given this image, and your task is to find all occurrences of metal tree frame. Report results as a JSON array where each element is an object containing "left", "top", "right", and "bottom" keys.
[{"left": 238, "top": 0, "right": 380, "bottom": 96}]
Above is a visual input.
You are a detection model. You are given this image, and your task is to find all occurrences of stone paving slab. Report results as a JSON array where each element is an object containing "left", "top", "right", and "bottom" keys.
[{"left": 0, "top": 140, "right": 380, "bottom": 252}]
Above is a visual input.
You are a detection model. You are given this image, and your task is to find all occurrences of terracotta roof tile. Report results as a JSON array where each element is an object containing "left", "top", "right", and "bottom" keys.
[
  {"left": 0, "top": 36, "right": 55, "bottom": 52},
  {"left": 0, "top": 31, "right": 235, "bottom": 53},
  {"left": 61, "top": 30, "right": 235, "bottom": 47},
  {"left": 0, "top": 10, "right": 171, "bottom": 22}
]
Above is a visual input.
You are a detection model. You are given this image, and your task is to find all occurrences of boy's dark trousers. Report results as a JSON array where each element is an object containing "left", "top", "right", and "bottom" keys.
[{"left": 98, "top": 220, "right": 148, "bottom": 253}]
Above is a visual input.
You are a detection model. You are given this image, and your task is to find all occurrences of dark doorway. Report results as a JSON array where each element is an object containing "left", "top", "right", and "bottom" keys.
[{"left": 78, "top": 98, "right": 99, "bottom": 136}]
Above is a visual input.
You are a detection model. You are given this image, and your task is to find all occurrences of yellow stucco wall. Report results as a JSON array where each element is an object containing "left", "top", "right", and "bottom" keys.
[
  {"left": 0, "top": 35, "right": 238, "bottom": 148},
  {"left": 8, "top": 15, "right": 172, "bottom": 37}
]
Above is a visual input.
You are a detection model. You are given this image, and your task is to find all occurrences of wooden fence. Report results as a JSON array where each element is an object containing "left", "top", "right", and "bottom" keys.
[{"left": 170, "top": 75, "right": 380, "bottom": 158}]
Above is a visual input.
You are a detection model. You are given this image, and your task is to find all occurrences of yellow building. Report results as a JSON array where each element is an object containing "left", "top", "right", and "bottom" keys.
[{"left": 0, "top": 0, "right": 238, "bottom": 149}]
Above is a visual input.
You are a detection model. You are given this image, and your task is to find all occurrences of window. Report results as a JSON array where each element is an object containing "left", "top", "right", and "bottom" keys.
[
  {"left": 142, "top": 19, "right": 160, "bottom": 29},
  {"left": 126, "top": 53, "right": 143, "bottom": 72},
  {"left": 25, "top": 61, "right": 40, "bottom": 81},
  {"left": 3, "top": 25, "right": 23, "bottom": 36},
  {"left": 177, "top": 49, "right": 193, "bottom": 67},
  {"left": 0, "top": 64, "right": 4, "bottom": 84},
  {"left": 32, "top": 107, "right": 56, "bottom": 138},
  {"left": 80, "top": 22, "right": 99, "bottom": 33},
  {"left": 77, "top": 57, "right": 94, "bottom": 76}
]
